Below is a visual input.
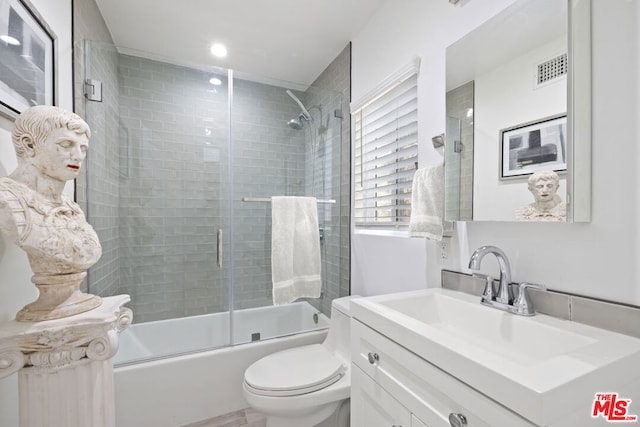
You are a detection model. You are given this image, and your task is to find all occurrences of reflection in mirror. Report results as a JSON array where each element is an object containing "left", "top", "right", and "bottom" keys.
[
  {"left": 444, "top": 82, "right": 473, "bottom": 221},
  {"left": 444, "top": 0, "right": 590, "bottom": 222}
]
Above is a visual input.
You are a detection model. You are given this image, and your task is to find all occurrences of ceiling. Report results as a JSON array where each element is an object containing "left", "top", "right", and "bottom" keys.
[{"left": 95, "top": 0, "right": 387, "bottom": 88}]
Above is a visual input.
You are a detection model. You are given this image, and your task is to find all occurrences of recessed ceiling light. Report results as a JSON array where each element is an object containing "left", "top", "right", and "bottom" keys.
[
  {"left": 210, "top": 43, "right": 227, "bottom": 58},
  {"left": 0, "top": 35, "right": 20, "bottom": 46},
  {"left": 209, "top": 77, "right": 222, "bottom": 86}
]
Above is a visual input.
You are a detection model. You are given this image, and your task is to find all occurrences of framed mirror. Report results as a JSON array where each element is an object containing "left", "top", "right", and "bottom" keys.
[{"left": 444, "top": 0, "right": 591, "bottom": 222}]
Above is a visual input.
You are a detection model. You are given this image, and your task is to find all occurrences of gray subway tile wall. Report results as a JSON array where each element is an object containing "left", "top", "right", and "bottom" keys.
[
  {"left": 117, "top": 56, "right": 229, "bottom": 322},
  {"left": 79, "top": 42, "right": 350, "bottom": 323},
  {"left": 309, "top": 44, "right": 352, "bottom": 311},
  {"left": 231, "top": 79, "right": 306, "bottom": 311}
]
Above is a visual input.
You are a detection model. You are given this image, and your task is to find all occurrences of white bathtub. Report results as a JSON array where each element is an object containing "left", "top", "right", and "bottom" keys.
[{"left": 114, "top": 302, "right": 330, "bottom": 427}]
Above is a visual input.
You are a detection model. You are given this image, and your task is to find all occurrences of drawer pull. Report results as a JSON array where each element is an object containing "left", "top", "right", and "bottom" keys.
[
  {"left": 367, "top": 352, "right": 379, "bottom": 364},
  {"left": 448, "top": 412, "right": 468, "bottom": 427}
]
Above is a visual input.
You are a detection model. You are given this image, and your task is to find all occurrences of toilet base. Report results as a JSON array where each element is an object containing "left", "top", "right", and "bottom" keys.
[
  {"left": 263, "top": 399, "right": 349, "bottom": 427},
  {"left": 316, "top": 399, "right": 350, "bottom": 427}
]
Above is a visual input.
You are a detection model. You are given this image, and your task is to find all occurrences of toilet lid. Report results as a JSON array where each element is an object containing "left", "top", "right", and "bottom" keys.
[{"left": 244, "top": 344, "right": 345, "bottom": 397}]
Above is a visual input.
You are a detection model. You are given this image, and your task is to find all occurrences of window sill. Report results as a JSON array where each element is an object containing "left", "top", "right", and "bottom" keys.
[{"left": 354, "top": 228, "right": 409, "bottom": 238}]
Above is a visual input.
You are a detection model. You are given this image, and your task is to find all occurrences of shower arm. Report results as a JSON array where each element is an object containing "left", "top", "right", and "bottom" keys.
[{"left": 286, "top": 90, "right": 313, "bottom": 121}]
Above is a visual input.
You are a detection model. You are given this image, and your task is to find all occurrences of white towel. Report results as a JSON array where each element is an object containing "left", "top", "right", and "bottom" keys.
[
  {"left": 409, "top": 163, "right": 446, "bottom": 241},
  {"left": 271, "top": 196, "right": 322, "bottom": 305}
]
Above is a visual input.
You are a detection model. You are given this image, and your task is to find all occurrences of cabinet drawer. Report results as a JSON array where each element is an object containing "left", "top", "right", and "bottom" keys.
[
  {"left": 352, "top": 364, "right": 412, "bottom": 427},
  {"left": 352, "top": 319, "right": 535, "bottom": 427}
]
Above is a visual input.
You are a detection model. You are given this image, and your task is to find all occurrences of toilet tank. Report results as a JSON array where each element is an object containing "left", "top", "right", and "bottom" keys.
[{"left": 322, "top": 295, "right": 361, "bottom": 362}]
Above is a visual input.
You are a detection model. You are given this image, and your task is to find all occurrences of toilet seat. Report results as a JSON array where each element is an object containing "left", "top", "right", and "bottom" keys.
[{"left": 244, "top": 344, "right": 345, "bottom": 397}]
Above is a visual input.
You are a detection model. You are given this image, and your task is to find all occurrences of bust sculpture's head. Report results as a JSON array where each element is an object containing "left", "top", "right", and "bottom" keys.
[
  {"left": 12, "top": 106, "right": 91, "bottom": 183},
  {"left": 527, "top": 170, "right": 560, "bottom": 204}
]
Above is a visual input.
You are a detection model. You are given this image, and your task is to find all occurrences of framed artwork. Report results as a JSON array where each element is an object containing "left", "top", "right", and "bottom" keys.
[
  {"left": 500, "top": 114, "right": 567, "bottom": 179},
  {"left": 0, "top": 0, "right": 55, "bottom": 119}
]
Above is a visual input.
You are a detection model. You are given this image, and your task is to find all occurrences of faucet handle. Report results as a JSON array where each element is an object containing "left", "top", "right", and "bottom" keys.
[
  {"left": 472, "top": 273, "right": 495, "bottom": 301},
  {"left": 481, "top": 275, "right": 495, "bottom": 301},
  {"left": 513, "top": 282, "right": 546, "bottom": 316}
]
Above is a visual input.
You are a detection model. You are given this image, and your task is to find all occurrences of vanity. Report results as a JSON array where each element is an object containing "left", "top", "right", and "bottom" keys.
[
  {"left": 348, "top": 0, "right": 640, "bottom": 424},
  {"left": 349, "top": 288, "right": 640, "bottom": 426}
]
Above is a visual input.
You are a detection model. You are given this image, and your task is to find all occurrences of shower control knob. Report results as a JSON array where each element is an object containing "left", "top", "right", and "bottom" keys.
[
  {"left": 448, "top": 412, "right": 468, "bottom": 427},
  {"left": 367, "top": 352, "right": 379, "bottom": 364}
]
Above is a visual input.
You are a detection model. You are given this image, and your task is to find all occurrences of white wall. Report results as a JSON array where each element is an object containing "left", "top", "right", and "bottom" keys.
[
  {"left": 351, "top": 0, "right": 517, "bottom": 296},
  {"left": 351, "top": 0, "right": 640, "bottom": 306},
  {"left": 0, "top": 1, "right": 73, "bottom": 425}
]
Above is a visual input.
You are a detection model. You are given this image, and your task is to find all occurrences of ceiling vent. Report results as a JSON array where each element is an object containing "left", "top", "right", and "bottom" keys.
[{"left": 535, "top": 53, "right": 568, "bottom": 88}]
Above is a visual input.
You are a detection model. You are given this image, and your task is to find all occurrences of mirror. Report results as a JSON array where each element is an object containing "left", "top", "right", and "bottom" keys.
[{"left": 444, "top": 0, "right": 591, "bottom": 222}]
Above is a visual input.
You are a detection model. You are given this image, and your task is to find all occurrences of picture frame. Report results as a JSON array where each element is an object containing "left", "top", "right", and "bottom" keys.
[
  {"left": 499, "top": 114, "right": 567, "bottom": 180},
  {"left": 0, "top": 0, "right": 55, "bottom": 120}
]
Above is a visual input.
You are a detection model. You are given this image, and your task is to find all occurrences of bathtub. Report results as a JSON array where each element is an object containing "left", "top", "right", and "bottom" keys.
[{"left": 114, "top": 301, "right": 330, "bottom": 427}]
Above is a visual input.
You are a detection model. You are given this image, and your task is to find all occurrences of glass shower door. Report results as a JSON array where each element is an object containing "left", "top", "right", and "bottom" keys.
[
  {"left": 228, "top": 79, "right": 343, "bottom": 345},
  {"left": 82, "top": 41, "right": 233, "bottom": 362},
  {"left": 81, "top": 39, "right": 346, "bottom": 362}
]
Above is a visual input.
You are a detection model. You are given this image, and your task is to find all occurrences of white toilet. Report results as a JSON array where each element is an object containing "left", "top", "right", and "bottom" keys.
[{"left": 243, "top": 295, "right": 359, "bottom": 427}]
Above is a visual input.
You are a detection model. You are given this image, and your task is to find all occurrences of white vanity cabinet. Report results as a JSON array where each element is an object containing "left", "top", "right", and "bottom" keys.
[
  {"left": 350, "top": 319, "right": 535, "bottom": 427},
  {"left": 351, "top": 365, "right": 413, "bottom": 427},
  {"left": 352, "top": 364, "right": 432, "bottom": 427}
]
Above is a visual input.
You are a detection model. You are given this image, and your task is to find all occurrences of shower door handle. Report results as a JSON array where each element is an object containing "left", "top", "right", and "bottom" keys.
[{"left": 217, "top": 228, "right": 223, "bottom": 268}]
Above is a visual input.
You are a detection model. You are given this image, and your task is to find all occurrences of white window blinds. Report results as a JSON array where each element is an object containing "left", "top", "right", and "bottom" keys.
[{"left": 353, "top": 71, "right": 418, "bottom": 229}]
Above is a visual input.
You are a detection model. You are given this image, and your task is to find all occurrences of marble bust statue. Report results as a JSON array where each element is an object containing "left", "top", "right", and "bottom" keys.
[
  {"left": 515, "top": 170, "right": 566, "bottom": 222},
  {"left": 0, "top": 106, "right": 102, "bottom": 321}
]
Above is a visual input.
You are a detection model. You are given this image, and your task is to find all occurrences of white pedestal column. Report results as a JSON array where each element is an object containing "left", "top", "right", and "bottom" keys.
[{"left": 0, "top": 295, "right": 132, "bottom": 427}]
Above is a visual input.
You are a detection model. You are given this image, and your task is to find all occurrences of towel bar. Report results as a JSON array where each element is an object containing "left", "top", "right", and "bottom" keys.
[{"left": 242, "top": 197, "right": 336, "bottom": 204}]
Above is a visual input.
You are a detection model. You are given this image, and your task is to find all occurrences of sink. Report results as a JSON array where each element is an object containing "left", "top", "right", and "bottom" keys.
[
  {"left": 379, "top": 290, "right": 596, "bottom": 366},
  {"left": 351, "top": 288, "right": 640, "bottom": 426}
]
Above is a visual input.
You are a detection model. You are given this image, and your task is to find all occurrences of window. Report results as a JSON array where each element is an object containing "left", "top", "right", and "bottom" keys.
[{"left": 353, "top": 62, "right": 419, "bottom": 229}]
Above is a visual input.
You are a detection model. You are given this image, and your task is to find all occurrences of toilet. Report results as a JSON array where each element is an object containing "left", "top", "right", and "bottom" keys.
[{"left": 243, "top": 295, "right": 359, "bottom": 427}]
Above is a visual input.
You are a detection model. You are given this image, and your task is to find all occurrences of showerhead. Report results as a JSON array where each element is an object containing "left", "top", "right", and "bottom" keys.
[
  {"left": 288, "top": 112, "right": 310, "bottom": 130},
  {"left": 288, "top": 117, "right": 303, "bottom": 130},
  {"left": 286, "top": 89, "right": 312, "bottom": 122}
]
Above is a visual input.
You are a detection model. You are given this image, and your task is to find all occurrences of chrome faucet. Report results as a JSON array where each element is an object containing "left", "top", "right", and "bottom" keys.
[
  {"left": 468, "top": 245, "right": 513, "bottom": 304},
  {"left": 468, "top": 245, "right": 546, "bottom": 316}
]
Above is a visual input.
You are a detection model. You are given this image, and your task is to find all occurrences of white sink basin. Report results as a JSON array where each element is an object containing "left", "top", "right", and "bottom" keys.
[
  {"left": 351, "top": 288, "right": 640, "bottom": 426},
  {"left": 379, "top": 290, "right": 596, "bottom": 366}
]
